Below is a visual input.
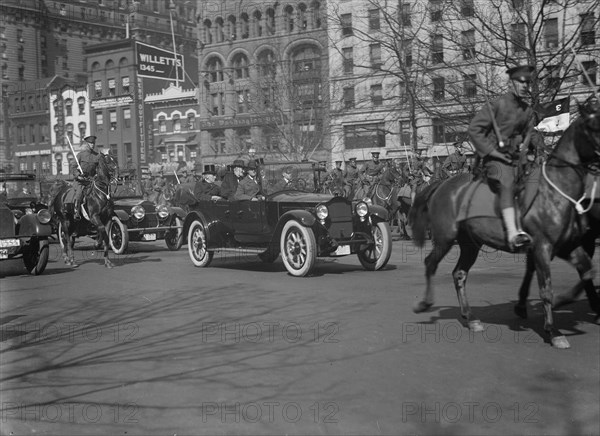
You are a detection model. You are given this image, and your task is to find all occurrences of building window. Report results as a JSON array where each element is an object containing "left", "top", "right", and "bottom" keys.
[
  {"left": 265, "top": 8, "right": 275, "bottom": 35},
  {"left": 109, "top": 110, "right": 117, "bottom": 130},
  {"left": 17, "top": 29, "right": 23, "bottom": 43},
  {"left": 298, "top": 3, "right": 308, "bottom": 30},
  {"left": 432, "top": 118, "right": 445, "bottom": 143},
  {"left": 228, "top": 15, "right": 237, "bottom": 40},
  {"left": 402, "top": 39, "right": 413, "bottom": 68},
  {"left": 237, "top": 90, "right": 250, "bottom": 113},
  {"left": 158, "top": 116, "right": 166, "bottom": 132},
  {"left": 95, "top": 112, "right": 103, "bottom": 130},
  {"left": 432, "top": 34, "right": 444, "bottom": 64},
  {"left": 122, "top": 76, "right": 130, "bottom": 93},
  {"left": 370, "top": 44, "right": 382, "bottom": 69},
  {"left": 461, "top": 0, "right": 474, "bottom": 17},
  {"left": 77, "top": 97, "right": 85, "bottom": 115},
  {"left": 580, "top": 13, "right": 596, "bottom": 46},
  {"left": 257, "top": 50, "right": 277, "bottom": 78},
  {"left": 108, "top": 79, "right": 116, "bottom": 96},
  {"left": 123, "top": 108, "right": 131, "bottom": 128},
  {"left": 430, "top": 0, "right": 442, "bottom": 22},
  {"left": 64, "top": 98, "right": 73, "bottom": 116},
  {"left": 17, "top": 45, "right": 24, "bottom": 62},
  {"left": 581, "top": 61, "right": 597, "bottom": 85},
  {"left": 94, "top": 80, "right": 102, "bottom": 97},
  {"left": 292, "top": 45, "right": 321, "bottom": 75},
  {"left": 211, "top": 131, "right": 226, "bottom": 154},
  {"left": 400, "top": 2, "right": 411, "bottom": 27},
  {"left": 285, "top": 5, "right": 294, "bottom": 33},
  {"left": 464, "top": 74, "right": 477, "bottom": 98},
  {"left": 511, "top": 22, "right": 526, "bottom": 53},
  {"left": 207, "top": 57, "right": 223, "bottom": 82},
  {"left": 544, "top": 18, "right": 558, "bottom": 48},
  {"left": 342, "top": 47, "right": 353, "bottom": 75},
  {"left": 433, "top": 77, "right": 445, "bottom": 101},
  {"left": 30, "top": 124, "right": 36, "bottom": 144},
  {"left": 41, "top": 123, "right": 48, "bottom": 142},
  {"left": 173, "top": 114, "right": 181, "bottom": 132},
  {"left": 313, "top": 1, "right": 322, "bottom": 28},
  {"left": 110, "top": 144, "right": 118, "bottom": 158},
  {"left": 66, "top": 124, "right": 74, "bottom": 145},
  {"left": 18, "top": 66, "right": 24, "bottom": 80},
  {"left": 78, "top": 122, "right": 86, "bottom": 142},
  {"left": 240, "top": 13, "right": 250, "bottom": 39},
  {"left": 546, "top": 65, "right": 561, "bottom": 91},
  {"left": 295, "top": 81, "right": 319, "bottom": 106},
  {"left": 344, "top": 123, "right": 386, "bottom": 149},
  {"left": 232, "top": 53, "right": 249, "bottom": 79},
  {"left": 461, "top": 30, "right": 476, "bottom": 60},
  {"left": 125, "top": 142, "right": 132, "bottom": 167},
  {"left": 187, "top": 113, "right": 196, "bottom": 129},
  {"left": 343, "top": 87, "right": 355, "bottom": 109},
  {"left": 399, "top": 120, "right": 411, "bottom": 146},
  {"left": 368, "top": 9, "right": 380, "bottom": 30},
  {"left": 211, "top": 92, "right": 225, "bottom": 116},
  {"left": 341, "top": 13, "right": 353, "bottom": 37},
  {"left": 371, "top": 84, "right": 383, "bottom": 106}
]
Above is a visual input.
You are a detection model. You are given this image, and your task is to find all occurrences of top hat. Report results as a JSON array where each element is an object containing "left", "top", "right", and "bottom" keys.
[
  {"left": 84, "top": 135, "right": 97, "bottom": 144},
  {"left": 506, "top": 65, "right": 535, "bottom": 82},
  {"left": 232, "top": 159, "right": 245, "bottom": 168},
  {"left": 246, "top": 160, "right": 258, "bottom": 170}
]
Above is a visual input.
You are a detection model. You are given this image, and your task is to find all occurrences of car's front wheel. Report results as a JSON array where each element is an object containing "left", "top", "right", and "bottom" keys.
[
  {"left": 165, "top": 217, "right": 184, "bottom": 251},
  {"left": 280, "top": 220, "right": 316, "bottom": 277},
  {"left": 23, "top": 238, "right": 49, "bottom": 275},
  {"left": 188, "top": 220, "right": 213, "bottom": 267},
  {"left": 108, "top": 216, "right": 129, "bottom": 254},
  {"left": 357, "top": 221, "right": 392, "bottom": 271}
]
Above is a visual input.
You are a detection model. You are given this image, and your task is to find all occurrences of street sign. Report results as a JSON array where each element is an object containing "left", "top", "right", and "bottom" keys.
[{"left": 135, "top": 41, "right": 184, "bottom": 81}]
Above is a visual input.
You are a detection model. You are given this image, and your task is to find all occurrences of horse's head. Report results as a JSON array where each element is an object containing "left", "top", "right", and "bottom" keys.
[{"left": 97, "top": 152, "right": 120, "bottom": 185}]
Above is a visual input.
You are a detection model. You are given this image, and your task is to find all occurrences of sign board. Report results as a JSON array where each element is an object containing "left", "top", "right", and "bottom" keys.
[
  {"left": 135, "top": 41, "right": 184, "bottom": 81},
  {"left": 90, "top": 95, "right": 133, "bottom": 109}
]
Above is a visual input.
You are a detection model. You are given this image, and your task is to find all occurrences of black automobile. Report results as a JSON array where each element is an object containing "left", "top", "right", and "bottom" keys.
[
  {"left": 109, "top": 180, "right": 186, "bottom": 254},
  {"left": 184, "top": 162, "right": 393, "bottom": 277},
  {"left": 0, "top": 173, "right": 53, "bottom": 275}
]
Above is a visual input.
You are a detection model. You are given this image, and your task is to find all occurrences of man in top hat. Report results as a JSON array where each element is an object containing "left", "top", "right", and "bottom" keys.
[
  {"left": 193, "top": 168, "right": 222, "bottom": 201},
  {"left": 235, "top": 160, "right": 264, "bottom": 201},
  {"left": 468, "top": 64, "right": 544, "bottom": 249},
  {"left": 343, "top": 157, "right": 360, "bottom": 198},
  {"left": 220, "top": 159, "right": 246, "bottom": 200},
  {"left": 71, "top": 135, "right": 101, "bottom": 219},
  {"left": 442, "top": 142, "right": 468, "bottom": 178}
]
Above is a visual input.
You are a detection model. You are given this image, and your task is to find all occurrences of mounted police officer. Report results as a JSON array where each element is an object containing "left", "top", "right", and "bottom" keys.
[
  {"left": 360, "top": 151, "right": 385, "bottom": 183},
  {"left": 71, "top": 135, "right": 101, "bottom": 220},
  {"left": 343, "top": 157, "right": 360, "bottom": 198},
  {"left": 468, "top": 64, "right": 544, "bottom": 249},
  {"left": 442, "top": 143, "right": 468, "bottom": 178}
]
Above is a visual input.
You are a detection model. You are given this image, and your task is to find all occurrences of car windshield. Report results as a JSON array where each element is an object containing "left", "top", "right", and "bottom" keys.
[
  {"left": 113, "top": 180, "right": 143, "bottom": 198},
  {"left": 0, "top": 179, "right": 41, "bottom": 201},
  {"left": 257, "top": 162, "right": 327, "bottom": 194}
]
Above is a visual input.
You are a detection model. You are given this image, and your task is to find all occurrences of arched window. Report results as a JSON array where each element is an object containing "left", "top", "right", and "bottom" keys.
[
  {"left": 66, "top": 123, "right": 74, "bottom": 144},
  {"left": 55, "top": 153, "right": 63, "bottom": 174},
  {"left": 285, "top": 6, "right": 294, "bottom": 32},
  {"left": 77, "top": 96, "right": 86, "bottom": 115},
  {"left": 228, "top": 15, "right": 237, "bottom": 40},
  {"left": 232, "top": 53, "right": 249, "bottom": 79},
  {"left": 298, "top": 3, "right": 308, "bottom": 30},
  {"left": 91, "top": 61, "right": 101, "bottom": 71},
  {"left": 78, "top": 122, "right": 87, "bottom": 142},
  {"left": 173, "top": 114, "right": 181, "bottom": 132},
  {"left": 240, "top": 13, "right": 250, "bottom": 39},
  {"left": 311, "top": 1, "right": 322, "bottom": 28},
  {"left": 206, "top": 57, "right": 223, "bottom": 82},
  {"left": 266, "top": 8, "right": 275, "bottom": 35},
  {"left": 203, "top": 19, "right": 213, "bottom": 44},
  {"left": 187, "top": 112, "right": 196, "bottom": 129},
  {"left": 105, "top": 59, "right": 115, "bottom": 69},
  {"left": 215, "top": 17, "right": 224, "bottom": 42},
  {"left": 64, "top": 98, "right": 73, "bottom": 116},
  {"left": 257, "top": 49, "right": 277, "bottom": 78},
  {"left": 158, "top": 115, "right": 166, "bottom": 132},
  {"left": 252, "top": 10, "right": 262, "bottom": 37}
]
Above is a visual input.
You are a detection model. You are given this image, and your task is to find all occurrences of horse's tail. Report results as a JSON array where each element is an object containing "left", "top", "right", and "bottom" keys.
[{"left": 408, "top": 179, "right": 443, "bottom": 247}]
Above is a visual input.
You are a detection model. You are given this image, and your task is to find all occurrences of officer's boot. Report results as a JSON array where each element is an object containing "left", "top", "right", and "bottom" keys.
[{"left": 501, "top": 207, "right": 531, "bottom": 250}]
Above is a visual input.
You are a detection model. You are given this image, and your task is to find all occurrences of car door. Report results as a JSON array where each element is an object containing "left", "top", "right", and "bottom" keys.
[{"left": 230, "top": 200, "right": 269, "bottom": 243}]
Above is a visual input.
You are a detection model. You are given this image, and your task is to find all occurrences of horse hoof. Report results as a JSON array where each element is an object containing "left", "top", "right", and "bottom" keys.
[
  {"left": 514, "top": 304, "right": 528, "bottom": 319},
  {"left": 105, "top": 262, "right": 114, "bottom": 269},
  {"left": 413, "top": 301, "right": 433, "bottom": 313},
  {"left": 468, "top": 320, "right": 484, "bottom": 332},
  {"left": 551, "top": 336, "right": 570, "bottom": 349}
]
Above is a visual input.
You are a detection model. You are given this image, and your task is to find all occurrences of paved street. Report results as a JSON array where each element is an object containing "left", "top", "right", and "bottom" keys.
[{"left": 1, "top": 238, "right": 599, "bottom": 435}]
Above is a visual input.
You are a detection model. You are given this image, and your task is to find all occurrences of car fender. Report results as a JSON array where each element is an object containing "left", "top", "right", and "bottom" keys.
[
  {"left": 17, "top": 214, "right": 53, "bottom": 237},
  {"left": 168, "top": 206, "right": 186, "bottom": 219},
  {"left": 183, "top": 210, "right": 219, "bottom": 247},
  {"left": 368, "top": 204, "right": 389, "bottom": 221},
  {"left": 113, "top": 209, "right": 130, "bottom": 222},
  {"left": 270, "top": 210, "right": 317, "bottom": 245}
]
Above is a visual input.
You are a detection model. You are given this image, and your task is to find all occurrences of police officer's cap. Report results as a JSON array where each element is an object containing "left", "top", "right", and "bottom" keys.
[
  {"left": 371, "top": 152, "right": 380, "bottom": 157},
  {"left": 232, "top": 159, "right": 245, "bottom": 168},
  {"left": 506, "top": 65, "right": 535, "bottom": 82},
  {"left": 246, "top": 160, "right": 258, "bottom": 170},
  {"left": 84, "top": 135, "right": 97, "bottom": 144},
  {"left": 349, "top": 157, "right": 357, "bottom": 162},
  {"left": 335, "top": 160, "right": 342, "bottom": 165}
]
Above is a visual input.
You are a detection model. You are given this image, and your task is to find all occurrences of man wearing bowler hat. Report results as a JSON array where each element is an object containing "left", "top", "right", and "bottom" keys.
[
  {"left": 220, "top": 159, "right": 245, "bottom": 200},
  {"left": 71, "top": 135, "right": 101, "bottom": 220},
  {"left": 235, "top": 160, "right": 264, "bottom": 201},
  {"left": 468, "top": 64, "right": 544, "bottom": 250}
]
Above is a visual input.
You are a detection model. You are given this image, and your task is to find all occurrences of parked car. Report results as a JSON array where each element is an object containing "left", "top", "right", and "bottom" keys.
[
  {"left": 109, "top": 180, "right": 186, "bottom": 254},
  {"left": 184, "top": 162, "right": 393, "bottom": 277},
  {"left": 0, "top": 173, "right": 53, "bottom": 275}
]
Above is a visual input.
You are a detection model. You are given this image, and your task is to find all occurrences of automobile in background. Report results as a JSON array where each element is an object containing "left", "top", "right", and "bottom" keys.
[
  {"left": 0, "top": 173, "right": 53, "bottom": 275},
  {"left": 184, "top": 161, "right": 393, "bottom": 277},
  {"left": 109, "top": 180, "right": 186, "bottom": 254}
]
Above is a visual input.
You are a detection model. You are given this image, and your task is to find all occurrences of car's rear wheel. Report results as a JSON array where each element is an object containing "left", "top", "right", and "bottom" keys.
[
  {"left": 165, "top": 217, "right": 184, "bottom": 251},
  {"left": 357, "top": 221, "right": 392, "bottom": 271},
  {"left": 23, "top": 238, "right": 49, "bottom": 275},
  {"left": 188, "top": 220, "right": 213, "bottom": 267},
  {"left": 280, "top": 220, "right": 316, "bottom": 277},
  {"left": 108, "top": 216, "right": 129, "bottom": 254}
]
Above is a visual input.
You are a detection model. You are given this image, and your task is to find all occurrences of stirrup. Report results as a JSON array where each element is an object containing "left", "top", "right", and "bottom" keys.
[{"left": 509, "top": 231, "right": 531, "bottom": 250}]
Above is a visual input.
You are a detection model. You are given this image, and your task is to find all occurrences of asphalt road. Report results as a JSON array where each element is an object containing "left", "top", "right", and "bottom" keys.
[{"left": 1, "top": 238, "right": 599, "bottom": 435}]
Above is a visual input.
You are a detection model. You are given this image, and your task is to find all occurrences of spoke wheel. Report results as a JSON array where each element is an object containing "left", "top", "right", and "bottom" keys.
[
  {"left": 165, "top": 217, "right": 184, "bottom": 251},
  {"left": 280, "top": 220, "right": 316, "bottom": 277},
  {"left": 108, "top": 216, "right": 129, "bottom": 254},
  {"left": 357, "top": 221, "right": 392, "bottom": 271},
  {"left": 188, "top": 220, "right": 213, "bottom": 267}
]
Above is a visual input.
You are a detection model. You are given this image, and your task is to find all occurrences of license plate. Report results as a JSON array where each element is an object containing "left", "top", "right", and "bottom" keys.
[
  {"left": 333, "top": 245, "right": 351, "bottom": 256},
  {"left": 142, "top": 233, "right": 157, "bottom": 241},
  {"left": 0, "top": 238, "right": 20, "bottom": 248},
  {"left": 0, "top": 249, "right": 8, "bottom": 259}
]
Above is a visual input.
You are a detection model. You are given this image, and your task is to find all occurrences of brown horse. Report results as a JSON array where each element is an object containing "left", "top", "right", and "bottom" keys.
[
  {"left": 408, "top": 101, "right": 600, "bottom": 348},
  {"left": 50, "top": 153, "right": 119, "bottom": 268}
]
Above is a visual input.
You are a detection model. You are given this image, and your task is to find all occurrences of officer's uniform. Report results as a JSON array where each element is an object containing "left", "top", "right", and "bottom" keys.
[
  {"left": 442, "top": 151, "right": 467, "bottom": 177},
  {"left": 71, "top": 135, "right": 101, "bottom": 218},
  {"left": 153, "top": 173, "right": 166, "bottom": 192},
  {"left": 141, "top": 178, "right": 154, "bottom": 200},
  {"left": 343, "top": 159, "right": 360, "bottom": 197},
  {"left": 360, "top": 153, "right": 385, "bottom": 182}
]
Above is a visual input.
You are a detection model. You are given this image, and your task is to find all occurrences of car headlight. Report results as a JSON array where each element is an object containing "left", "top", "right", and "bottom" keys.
[
  {"left": 355, "top": 201, "right": 369, "bottom": 217},
  {"left": 37, "top": 209, "right": 52, "bottom": 224},
  {"left": 157, "top": 205, "right": 169, "bottom": 219},
  {"left": 315, "top": 204, "right": 328, "bottom": 220},
  {"left": 25, "top": 208, "right": 34, "bottom": 214},
  {"left": 132, "top": 205, "right": 145, "bottom": 220}
]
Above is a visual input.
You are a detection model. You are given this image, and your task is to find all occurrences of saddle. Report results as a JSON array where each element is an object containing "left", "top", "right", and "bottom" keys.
[{"left": 455, "top": 166, "right": 541, "bottom": 222}]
